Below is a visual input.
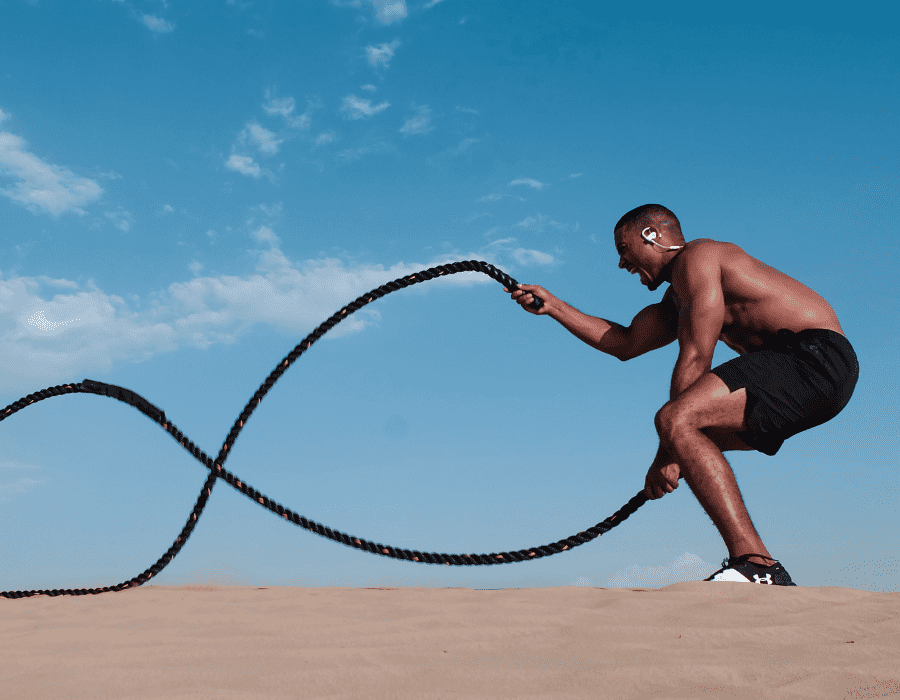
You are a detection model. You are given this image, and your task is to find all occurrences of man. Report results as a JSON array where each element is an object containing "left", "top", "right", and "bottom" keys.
[{"left": 504, "top": 203, "right": 858, "bottom": 586}]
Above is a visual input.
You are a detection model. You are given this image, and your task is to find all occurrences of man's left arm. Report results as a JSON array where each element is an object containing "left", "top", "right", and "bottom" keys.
[{"left": 670, "top": 247, "right": 725, "bottom": 399}]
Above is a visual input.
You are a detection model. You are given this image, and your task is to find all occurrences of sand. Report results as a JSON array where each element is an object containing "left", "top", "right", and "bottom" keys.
[{"left": 2, "top": 581, "right": 898, "bottom": 699}]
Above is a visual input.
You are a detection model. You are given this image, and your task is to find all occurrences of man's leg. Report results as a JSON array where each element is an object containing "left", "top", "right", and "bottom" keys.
[
  {"left": 645, "top": 429, "right": 751, "bottom": 499},
  {"left": 655, "top": 372, "right": 776, "bottom": 567}
]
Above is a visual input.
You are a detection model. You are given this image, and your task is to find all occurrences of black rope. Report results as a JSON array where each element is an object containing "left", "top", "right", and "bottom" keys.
[{"left": 0, "top": 260, "right": 648, "bottom": 599}]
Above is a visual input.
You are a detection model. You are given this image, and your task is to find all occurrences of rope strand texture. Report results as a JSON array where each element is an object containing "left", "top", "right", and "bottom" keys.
[{"left": 1, "top": 260, "right": 648, "bottom": 599}]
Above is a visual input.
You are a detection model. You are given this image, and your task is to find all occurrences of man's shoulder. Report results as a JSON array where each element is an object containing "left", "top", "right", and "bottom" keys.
[
  {"left": 668, "top": 239, "right": 740, "bottom": 296},
  {"left": 677, "top": 238, "right": 743, "bottom": 269},
  {"left": 682, "top": 238, "right": 737, "bottom": 254}
]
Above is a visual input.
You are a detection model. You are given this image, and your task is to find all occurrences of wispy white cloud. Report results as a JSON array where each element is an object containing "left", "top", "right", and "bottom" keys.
[
  {"left": 509, "top": 177, "right": 547, "bottom": 190},
  {"left": 424, "top": 0, "right": 446, "bottom": 7},
  {"left": 239, "top": 122, "right": 283, "bottom": 155},
  {"left": 254, "top": 202, "right": 283, "bottom": 220},
  {"left": 224, "top": 154, "right": 262, "bottom": 178},
  {"left": 336, "top": 142, "right": 392, "bottom": 161},
  {"left": 263, "top": 90, "right": 312, "bottom": 129},
  {"left": 142, "top": 15, "right": 174, "bottom": 33},
  {"left": 455, "top": 106, "right": 479, "bottom": 115},
  {"left": 0, "top": 121, "right": 103, "bottom": 217},
  {"left": 104, "top": 208, "right": 133, "bottom": 232},
  {"left": 288, "top": 113, "right": 310, "bottom": 130},
  {"left": 482, "top": 237, "right": 559, "bottom": 268},
  {"left": 225, "top": 107, "right": 294, "bottom": 180},
  {"left": 568, "top": 173, "right": 582, "bottom": 179},
  {"left": 331, "top": 0, "right": 406, "bottom": 25},
  {"left": 361, "top": 84, "right": 378, "bottom": 92},
  {"left": 510, "top": 248, "right": 555, "bottom": 266},
  {"left": 429, "top": 138, "right": 479, "bottom": 163},
  {"left": 374, "top": 0, "right": 407, "bottom": 24},
  {"left": 0, "top": 230, "right": 555, "bottom": 400},
  {"left": 27, "top": 309, "right": 81, "bottom": 332},
  {"left": 341, "top": 95, "right": 390, "bottom": 120},
  {"left": 476, "top": 192, "right": 524, "bottom": 203},
  {"left": 314, "top": 132, "right": 335, "bottom": 148},
  {"left": 0, "top": 459, "right": 48, "bottom": 504},
  {"left": 250, "top": 224, "right": 279, "bottom": 245},
  {"left": 514, "top": 213, "right": 567, "bottom": 233},
  {"left": 222, "top": 92, "right": 316, "bottom": 185},
  {"left": 263, "top": 94, "right": 296, "bottom": 118},
  {"left": 365, "top": 40, "right": 400, "bottom": 69},
  {"left": 400, "top": 106, "right": 432, "bottom": 135}
]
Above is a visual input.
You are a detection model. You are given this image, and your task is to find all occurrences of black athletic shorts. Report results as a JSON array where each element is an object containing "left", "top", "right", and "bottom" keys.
[{"left": 710, "top": 329, "right": 859, "bottom": 456}]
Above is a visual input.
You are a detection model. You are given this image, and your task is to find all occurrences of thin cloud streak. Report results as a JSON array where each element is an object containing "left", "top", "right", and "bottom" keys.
[
  {"left": 142, "top": 15, "right": 174, "bottom": 33},
  {"left": 0, "top": 234, "right": 556, "bottom": 396},
  {"left": 374, "top": 0, "right": 407, "bottom": 24},
  {"left": 509, "top": 178, "right": 547, "bottom": 190},
  {"left": 341, "top": 95, "right": 391, "bottom": 120},
  {"left": 225, "top": 154, "right": 262, "bottom": 178},
  {"left": 400, "top": 106, "right": 432, "bottom": 135},
  {"left": 239, "top": 122, "right": 283, "bottom": 155},
  {"left": 365, "top": 40, "right": 401, "bottom": 68},
  {"left": 0, "top": 123, "right": 103, "bottom": 217}
]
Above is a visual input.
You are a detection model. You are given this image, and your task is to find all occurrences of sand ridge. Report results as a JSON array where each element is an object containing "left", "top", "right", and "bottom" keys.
[{"left": 2, "top": 581, "right": 898, "bottom": 699}]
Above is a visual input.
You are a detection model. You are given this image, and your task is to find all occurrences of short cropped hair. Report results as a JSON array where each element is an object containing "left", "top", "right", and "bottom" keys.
[{"left": 614, "top": 204, "right": 683, "bottom": 240}]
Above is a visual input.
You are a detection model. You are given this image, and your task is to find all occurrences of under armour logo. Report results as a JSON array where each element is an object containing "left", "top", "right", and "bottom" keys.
[{"left": 753, "top": 573, "right": 773, "bottom": 584}]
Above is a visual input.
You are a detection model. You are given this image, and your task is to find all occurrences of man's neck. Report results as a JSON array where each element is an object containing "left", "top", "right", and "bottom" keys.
[{"left": 655, "top": 246, "right": 686, "bottom": 287}]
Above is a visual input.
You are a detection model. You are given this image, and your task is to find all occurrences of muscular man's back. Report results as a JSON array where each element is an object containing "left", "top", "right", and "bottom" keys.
[{"left": 667, "top": 239, "right": 845, "bottom": 355}]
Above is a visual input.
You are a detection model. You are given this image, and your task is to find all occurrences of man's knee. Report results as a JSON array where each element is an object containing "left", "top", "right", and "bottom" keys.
[
  {"left": 656, "top": 402, "right": 753, "bottom": 453},
  {"left": 655, "top": 401, "right": 687, "bottom": 446}
]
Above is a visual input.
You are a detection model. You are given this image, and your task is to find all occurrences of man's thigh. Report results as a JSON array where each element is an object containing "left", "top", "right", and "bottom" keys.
[
  {"left": 658, "top": 371, "right": 749, "bottom": 435},
  {"left": 703, "top": 427, "right": 754, "bottom": 452}
]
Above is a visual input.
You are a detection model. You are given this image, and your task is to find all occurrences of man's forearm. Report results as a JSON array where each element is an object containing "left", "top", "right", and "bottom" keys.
[
  {"left": 670, "top": 352, "right": 712, "bottom": 399},
  {"left": 548, "top": 297, "right": 629, "bottom": 359}
]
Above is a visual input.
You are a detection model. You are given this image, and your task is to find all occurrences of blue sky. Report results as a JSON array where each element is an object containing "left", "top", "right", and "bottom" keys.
[{"left": 1, "top": 0, "right": 897, "bottom": 594}]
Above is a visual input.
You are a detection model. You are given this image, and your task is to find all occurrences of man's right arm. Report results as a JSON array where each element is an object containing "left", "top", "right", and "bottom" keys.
[
  {"left": 548, "top": 298, "right": 631, "bottom": 360},
  {"left": 506, "top": 284, "right": 678, "bottom": 361},
  {"left": 549, "top": 290, "right": 678, "bottom": 362}
]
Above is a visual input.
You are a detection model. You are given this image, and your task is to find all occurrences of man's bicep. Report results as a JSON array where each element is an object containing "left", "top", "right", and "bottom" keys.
[{"left": 625, "top": 298, "right": 678, "bottom": 360}]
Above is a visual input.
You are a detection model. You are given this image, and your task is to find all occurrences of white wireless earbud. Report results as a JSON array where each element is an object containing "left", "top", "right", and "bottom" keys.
[{"left": 641, "top": 227, "right": 683, "bottom": 251}]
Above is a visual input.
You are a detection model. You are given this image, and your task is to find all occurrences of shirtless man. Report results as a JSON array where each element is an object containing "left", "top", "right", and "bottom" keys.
[{"left": 504, "top": 203, "right": 858, "bottom": 586}]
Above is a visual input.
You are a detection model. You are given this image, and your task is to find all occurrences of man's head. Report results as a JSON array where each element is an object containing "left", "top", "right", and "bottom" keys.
[{"left": 613, "top": 204, "right": 685, "bottom": 291}]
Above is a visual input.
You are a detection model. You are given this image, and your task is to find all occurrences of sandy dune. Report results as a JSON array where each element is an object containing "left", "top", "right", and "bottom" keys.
[{"left": 2, "top": 581, "right": 898, "bottom": 699}]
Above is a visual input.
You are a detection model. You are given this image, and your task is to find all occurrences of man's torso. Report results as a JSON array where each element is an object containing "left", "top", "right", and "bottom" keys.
[{"left": 663, "top": 238, "right": 845, "bottom": 355}]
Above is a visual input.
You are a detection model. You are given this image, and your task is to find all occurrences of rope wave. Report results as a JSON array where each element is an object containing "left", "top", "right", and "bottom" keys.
[{"left": 1, "top": 260, "right": 648, "bottom": 599}]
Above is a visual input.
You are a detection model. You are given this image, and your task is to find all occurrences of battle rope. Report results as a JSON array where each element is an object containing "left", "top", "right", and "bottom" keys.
[{"left": 1, "top": 260, "right": 648, "bottom": 599}]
